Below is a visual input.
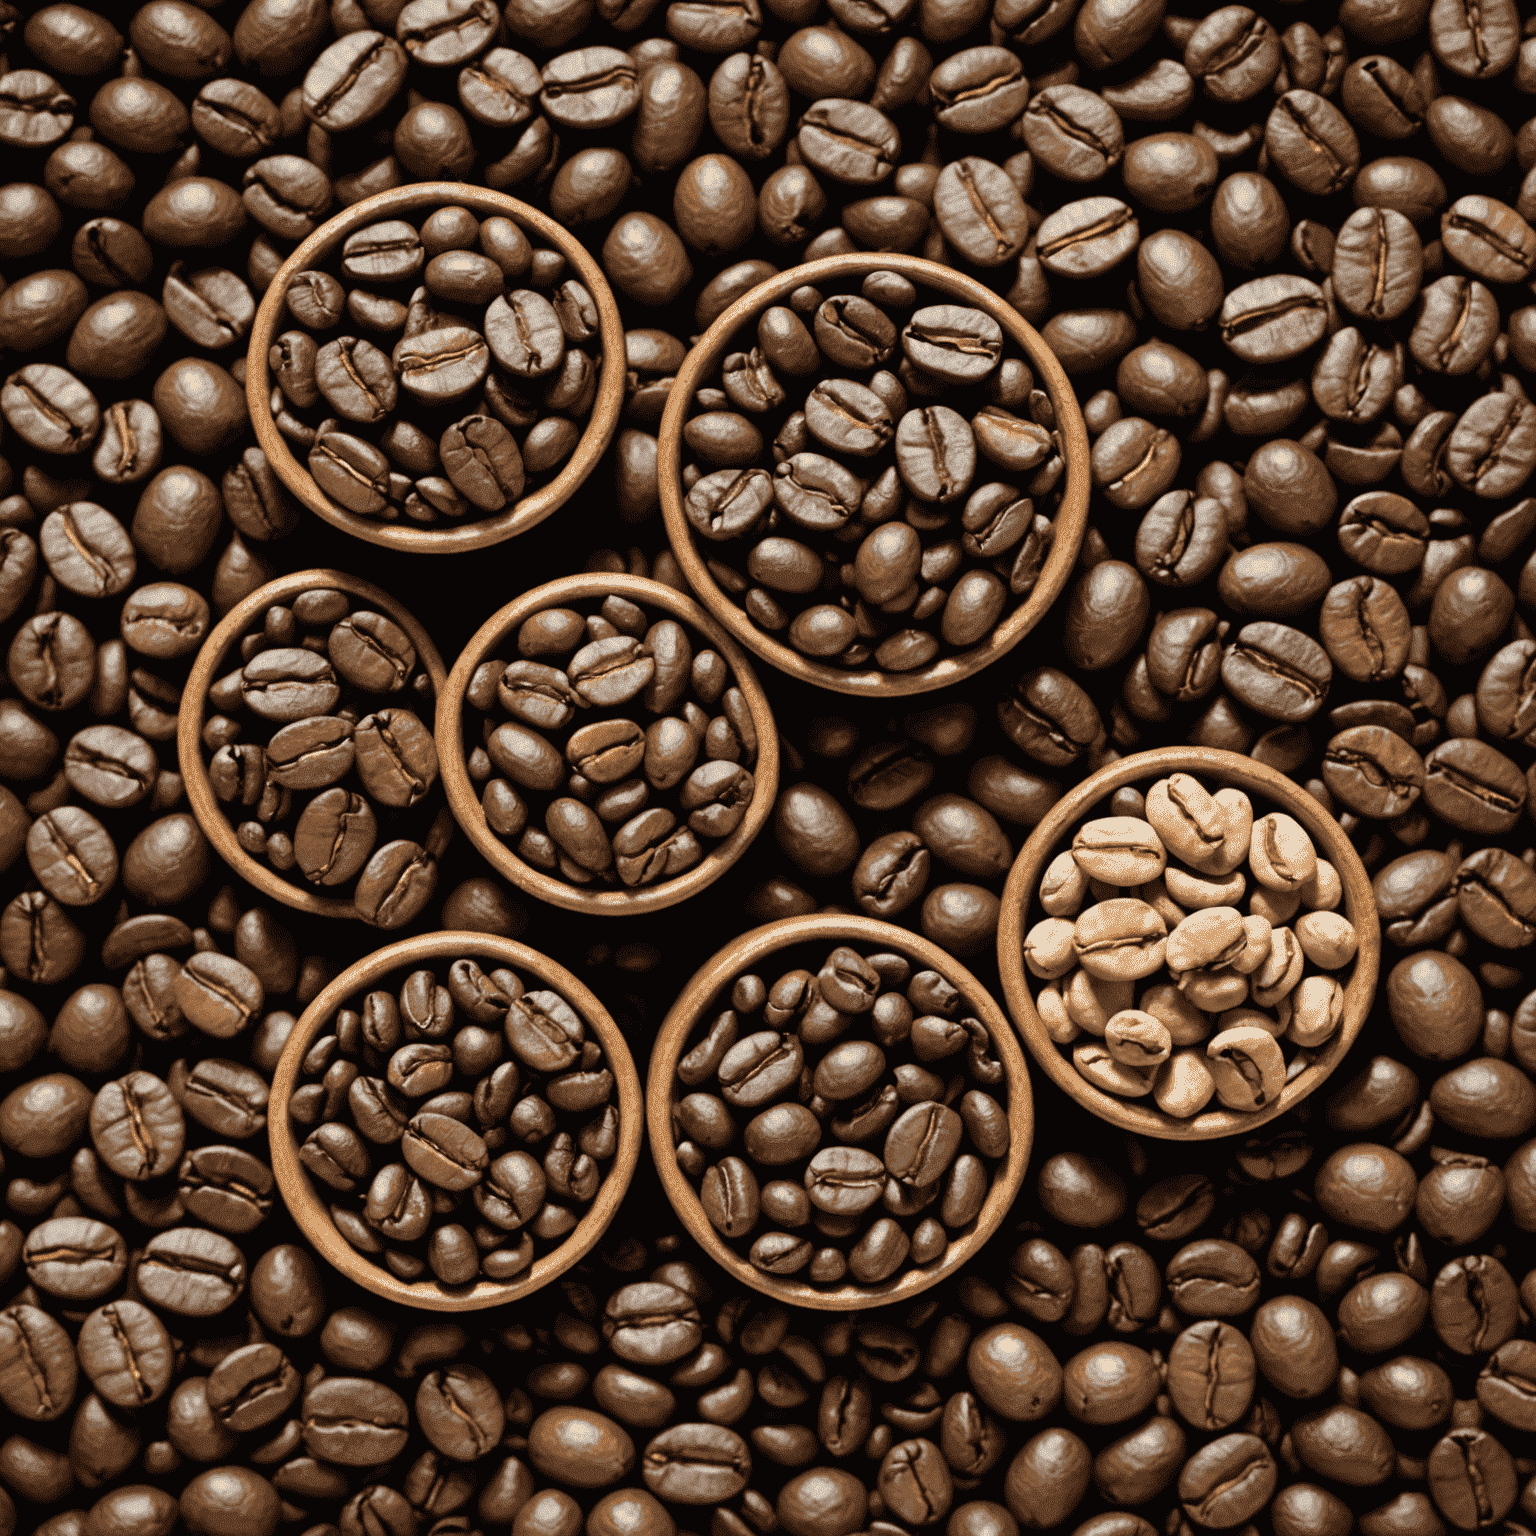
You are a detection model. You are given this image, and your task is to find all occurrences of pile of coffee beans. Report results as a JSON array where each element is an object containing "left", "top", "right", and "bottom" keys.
[
  {"left": 677, "top": 270, "right": 1062, "bottom": 673},
  {"left": 1022, "top": 772, "right": 1362, "bottom": 1118},
  {"left": 668, "top": 939, "right": 1012, "bottom": 1286},
  {"left": 198, "top": 584, "right": 446, "bottom": 926},
  {"left": 272, "top": 205, "right": 607, "bottom": 527},
  {"left": 287, "top": 952, "right": 624, "bottom": 1288},
  {"left": 12, "top": 0, "right": 1536, "bottom": 1529},
  {"left": 462, "top": 589, "right": 763, "bottom": 892}
]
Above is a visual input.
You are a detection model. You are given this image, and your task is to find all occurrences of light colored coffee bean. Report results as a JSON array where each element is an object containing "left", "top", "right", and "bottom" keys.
[
  {"left": 1164, "top": 865, "right": 1245, "bottom": 910},
  {"left": 1137, "top": 983, "right": 1211, "bottom": 1045},
  {"left": 1178, "top": 967, "right": 1251, "bottom": 1012},
  {"left": 1206, "top": 1024, "right": 1285, "bottom": 1111},
  {"left": 1210, "top": 788, "right": 1254, "bottom": 876},
  {"left": 1232, "top": 914, "right": 1273, "bottom": 974},
  {"left": 1214, "top": 1005, "right": 1283, "bottom": 1039},
  {"left": 1036, "top": 979, "right": 1080, "bottom": 1043},
  {"left": 1250, "top": 884, "right": 1300, "bottom": 926},
  {"left": 1280, "top": 974, "right": 1345, "bottom": 1048},
  {"left": 1250, "top": 926, "right": 1304, "bottom": 1007},
  {"left": 1073, "top": 1041, "right": 1155, "bottom": 1097},
  {"left": 1138, "top": 875, "right": 1187, "bottom": 930},
  {"left": 1024, "top": 917, "right": 1078, "bottom": 979},
  {"left": 1248, "top": 812, "right": 1317, "bottom": 892},
  {"left": 1145, "top": 773, "right": 1229, "bottom": 867},
  {"left": 1166, "top": 907, "right": 1247, "bottom": 973},
  {"left": 1293, "top": 910, "right": 1358, "bottom": 969},
  {"left": 1104, "top": 1009, "right": 1172, "bottom": 1068},
  {"left": 1073, "top": 898, "right": 1168, "bottom": 981},
  {"left": 1298, "top": 859, "right": 1341, "bottom": 911},
  {"left": 1153, "top": 1048, "right": 1217, "bottom": 1118},
  {"left": 1040, "top": 850, "right": 1088, "bottom": 916},
  {"left": 1065, "top": 969, "right": 1134, "bottom": 1034},
  {"left": 1071, "top": 816, "right": 1167, "bottom": 886}
]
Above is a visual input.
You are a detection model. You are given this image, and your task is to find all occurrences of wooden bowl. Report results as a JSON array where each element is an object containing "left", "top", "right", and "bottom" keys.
[
  {"left": 436, "top": 573, "right": 779, "bottom": 916},
  {"left": 658, "top": 253, "right": 1090, "bottom": 698},
  {"left": 270, "top": 930, "right": 643, "bottom": 1310},
  {"left": 178, "top": 569, "right": 447, "bottom": 921},
  {"left": 996, "top": 747, "right": 1382, "bottom": 1140},
  {"left": 246, "top": 182, "right": 624, "bottom": 555},
  {"left": 648, "top": 914, "right": 1033, "bottom": 1310}
]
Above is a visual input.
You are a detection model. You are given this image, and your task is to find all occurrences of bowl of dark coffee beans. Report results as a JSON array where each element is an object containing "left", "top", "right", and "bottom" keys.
[
  {"left": 658, "top": 253, "right": 1091, "bottom": 697},
  {"left": 247, "top": 182, "right": 625, "bottom": 553},
  {"left": 437, "top": 573, "right": 779, "bottom": 915},
  {"left": 271, "top": 930, "right": 642, "bottom": 1308},
  {"left": 999, "top": 746, "right": 1380, "bottom": 1141},
  {"left": 179, "top": 570, "right": 450, "bottom": 928},
  {"left": 649, "top": 913, "right": 1032, "bottom": 1307}
]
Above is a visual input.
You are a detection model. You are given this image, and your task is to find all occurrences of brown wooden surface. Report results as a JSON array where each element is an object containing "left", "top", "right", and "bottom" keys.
[
  {"left": 177, "top": 569, "right": 448, "bottom": 920},
  {"left": 996, "top": 746, "right": 1382, "bottom": 1141},
  {"left": 245, "top": 182, "right": 624, "bottom": 555},
  {"left": 269, "top": 930, "right": 643, "bottom": 1309},
  {"left": 657, "top": 252, "right": 1092, "bottom": 698},
  {"left": 647, "top": 913, "right": 1034, "bottom": 1310}
]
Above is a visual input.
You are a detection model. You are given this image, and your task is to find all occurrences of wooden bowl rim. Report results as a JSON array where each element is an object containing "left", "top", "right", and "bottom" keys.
[
  {"left": 646, "top": 913, "right": 1035, "bottom": 1310},
  {"left": 995, "top": 745, "right": 1382, "bottom": 1141},
  {"left": 245, "top": 181, "right": 624, "bottom": 554},
  {"left": 435, "top": 572, "right": 780, "bottom": 916},
  {"left": 657, "top": 252, "right": 1091, "bottom": 698},
  {"left": 177, "top": 568, "right": 448, "bottom": 921},
  {"left": 268, "top": 929, "right": 643, "bottom": 1310}
]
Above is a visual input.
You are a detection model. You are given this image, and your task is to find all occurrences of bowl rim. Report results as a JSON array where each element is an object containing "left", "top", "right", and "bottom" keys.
[
  {"left": 996, "top": 746, "right": 1382, "bottom": 1141},
  {"left": 435, "top": 572, "right": 780, "bottom": 916},
  {"left": 245, "top": 181, "right": 625, "bottom": 555},
  {"left": 268, "top": 929, "right": 644, "bottom": 1310},
  {"left": 177, "top": 568, "right": 448, "bottom": 921},
  {"left": 657, "top": 252, "right": 1091, "bottom": 698},
  {"left": 646, "top": 912, "right": 1034, "bottom": 1310}
]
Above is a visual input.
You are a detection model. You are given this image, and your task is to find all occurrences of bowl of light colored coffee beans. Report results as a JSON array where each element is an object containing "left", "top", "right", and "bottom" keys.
[{"left": 998, "top": 747, "right": 1380, "bottom": 1139}]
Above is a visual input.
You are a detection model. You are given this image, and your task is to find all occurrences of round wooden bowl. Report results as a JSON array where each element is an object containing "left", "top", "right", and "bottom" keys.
[
  {"left": 271, "top": 931, "right": 642, "bottom": 1309},
  {"left": 436, "top": 573, "right": 779, "bottom": 916},
  {"left": 648, "top": 913, "right": 1034, "bottom": 1310},
  {"left": 246, "top": 182, "right": 624, "bottom": 555},
  {"left": 178, "top": 569, "right": 447, "bottom": 921},
  {"left": 658, "top": 252, "right": 1090, "bottom": 698},
  {"left": 996, "top": 746, "right": 1382, "bottom": 1141}
]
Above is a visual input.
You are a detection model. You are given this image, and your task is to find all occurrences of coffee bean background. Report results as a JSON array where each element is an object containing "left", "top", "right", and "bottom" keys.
[{"left": 8, "top": 0, "right": 1536, "bottom": 1534}]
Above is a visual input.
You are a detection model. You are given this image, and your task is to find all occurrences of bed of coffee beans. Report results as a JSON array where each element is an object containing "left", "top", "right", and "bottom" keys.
[
  {"left": 10, "top": 0, "right": 1536, "bottom": 1529},
  {"left": 198, "top": 584, "right": 447, "bottom": 926},
  {"left": 668, "top": 939, "right": 1013, "bottom": 1285},
  {"left": 676, "top": 271, "right": 1061, "bottom": 672},
  {"left": 287, "top": 952, "right": 624, "bottom": 1288},
  {"left": 273, "top": 206, "right": 605, "bottom": 527},
  {"left": 1022, "top": 772, "right": 1362, "bottom": 1118},
  {"left": 462, "top": 589, "right": 763, "bottom": 892}
]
